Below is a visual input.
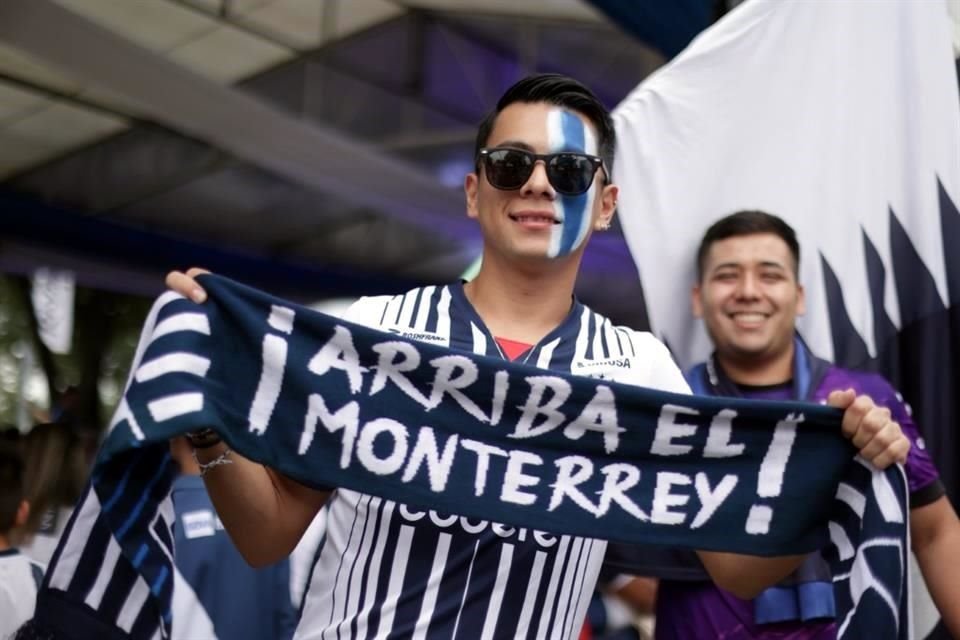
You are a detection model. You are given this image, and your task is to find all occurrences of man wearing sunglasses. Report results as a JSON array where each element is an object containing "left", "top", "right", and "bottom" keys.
[{"left": 165, "top": 74, "right": 908, "bottom": 639}]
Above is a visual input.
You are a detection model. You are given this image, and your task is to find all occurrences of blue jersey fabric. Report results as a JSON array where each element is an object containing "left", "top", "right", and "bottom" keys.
[{"left": 172, "top": 475, "right": 297, "bottom": 640}]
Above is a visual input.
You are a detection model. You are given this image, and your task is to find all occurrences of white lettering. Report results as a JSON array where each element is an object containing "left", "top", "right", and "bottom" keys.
[
  {"left": 429, "top": 511, "right": 458, "bottom": 527},
  {"left": 398, "top": 504, "right": 426, "bottom": 521},
  {"left": 369, "top": 341, "right": 431, "bottom": 407},
  {"left": 308, "top": 325, "right": 366, "bottom": 394},
  {"left": 597, "top": 463, "right": 648, "bottom": 520},
  {"left": 651, "top": 405, "right": 699, "bottom": 456},
  {"left": 651, "top": 471, "right": 692, "bottom": 525},
  {"left": 401, "top": 427, "right": 458, "bottom": 492},
  {"left": 549, "top": 455, "right": 599, "bottom": 515},
  {"left": 703, "top": 409, "right": 745, "bottom": 458},
  {"left": 461, "top": 439, "right": 509, "bottom": 497},
  {"left": 427, "top": 355, "right": 488, "bottom": 423},
  {"left": 501, "top": 450, "right": 543, "bottom": 506},
  {"left": 563, "top": 385, "right": 624, "bottom": 454},
  {"left": 691, "top": 473, "right": 738, "bottom": 529},
  {"left": 512, "top": 376, "right": 571, "bottom": 439},
  {"left": 248, "top": 333, "right": 288, "bottom": 435},
  {"left": 356, "top": 418, "right": 409, "bottom": 475},
  {"left": 299, "top": 395, "right": 359, "bottom": 464},
  {"left": 489, "top": 370, "right": 510, "bottom": 426}
]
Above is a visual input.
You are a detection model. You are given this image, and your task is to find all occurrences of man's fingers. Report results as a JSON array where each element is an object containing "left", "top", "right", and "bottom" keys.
[
  {"left": 840, "top": 394, "right": 875, "bottom": 440},
  {"left": 165, "top": 269, "right": 208, "bottom": 303},
  {"left": 827, "top": 388, "right": 856, "bottom": 410},
  {"left": 868, "top": 438, "right": 911, "bottom": 470},
  {"left": 855, "top": 421, "right": 899, "bottom": 463}
]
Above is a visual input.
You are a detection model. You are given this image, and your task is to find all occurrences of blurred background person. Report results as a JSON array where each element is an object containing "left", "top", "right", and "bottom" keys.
[
  {"left": 0, "top": 446, "right": 45, "bottom": 640},
  {"left": 169, "top": 436, "right": 297, "bottom": 640},
  {"left": 19, "top": 423, "right": 89, "bottom": 565}
]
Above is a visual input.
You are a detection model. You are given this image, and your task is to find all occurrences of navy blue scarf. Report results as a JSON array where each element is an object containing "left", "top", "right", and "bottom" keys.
[
  {"left": 34, "top": 276, "right": 909, "bottom": 639},
  {"left": 688, "top": 339, "right": 836, "bottom": 625}
]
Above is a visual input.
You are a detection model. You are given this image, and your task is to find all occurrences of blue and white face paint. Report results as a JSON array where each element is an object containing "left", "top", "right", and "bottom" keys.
[{"left": 546, "top": 108, "right": 599, "bottom": 259}]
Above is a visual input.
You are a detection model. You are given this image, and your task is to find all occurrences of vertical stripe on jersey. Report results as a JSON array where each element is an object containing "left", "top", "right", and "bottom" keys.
[
  {"left": 554, "top": 537, "right": 585, "bottom": 637},
  {"left": 469, "top": 322, "right": 488, "bottom": 355},
  {"left": 372, "top": 524, "right": 415, "bottom": 639},
  {"left": 433, "top": 287, "right": 452, "bottom": 341},
  {"left": 413, "top": 286, "right": 435, "bottom": 332},
  {"left": 562, "top": 538, "right": 597, "bottom": 640},
  {"left": 383, "top": 294, "right": 404, "bottom": 327},
  {"left": 603, "top": 319, "right": 622, "bottom": 358},
  {"left": 567, "top": 540, "right": 600, "bottom": 640},
  {"left": 478, "top": 544, "right": 515, "bottom": 640},
  {"left": 616, "top": 328, "right": 636, "bottom": 357},
  {"left": 337, "top": 496, "right": 382, "bottom": 638},
  {"left": 533, "top": 536, "right": 571, "bottom": 640},
  {"left": 535, "top": 338, "right": 560, "bottom": 370},
  {"left": 450, "top": 541, "right": 480, "bottom": 639},
  {"left": 397, "top": 289, "right": 419, "bottom": 329},
  {"left": 325, "top": 497, "right": 368, "bottom": 638},
  {"left": 354, "top": 500, "right": 395, "bottom": 639},
  {"left": 591, "top": 313, "right": 606, "bottom": 361},
  {"left": 574, "top": 308, "right": 591, "bottom": 363},
  {"left": 514, "top": 549, "right": 548, "bottom": 638},
  {"left": 411, "top": 532, "right": 452, "bottom": 639}
]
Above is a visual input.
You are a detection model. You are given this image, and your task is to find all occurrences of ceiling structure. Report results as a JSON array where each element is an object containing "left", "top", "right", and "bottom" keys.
[{"left": 0, "top": 0, "right": 671, "bottom": 325}]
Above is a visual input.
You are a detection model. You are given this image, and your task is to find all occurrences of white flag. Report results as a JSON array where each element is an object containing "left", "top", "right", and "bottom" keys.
[
  {"left": 614, "top": 0, "right": 960, "bottom": 370},
  {"left": 614, "top": 2, "right": 959, "bottom": 637}
]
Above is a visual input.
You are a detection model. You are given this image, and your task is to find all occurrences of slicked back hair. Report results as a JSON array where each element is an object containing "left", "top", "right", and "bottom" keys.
[
  {"left": 696, "top": 210, "right": 801, "bottom": 280},
  {"left": 474, "top": 73, "right": 616, "bottom": 177}
]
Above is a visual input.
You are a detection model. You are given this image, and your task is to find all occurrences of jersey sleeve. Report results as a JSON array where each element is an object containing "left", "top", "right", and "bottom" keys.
[
  {"left": 627, "top": 331, "right": 692, "bottom": 396},
  {"left": 865, "top": 375, "right": 944, "bottom": 507},
  {"left": 342, "top": 295, "right": 393, "bottom": 330}
]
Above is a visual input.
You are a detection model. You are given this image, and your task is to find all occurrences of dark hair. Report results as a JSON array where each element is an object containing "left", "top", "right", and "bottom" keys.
[
  {"left": 696, "top": 210, "right": 801, "bottom": 280},
  {"left": 474, "top": 73, "right": 616, "bottom": 176},
  {"left": 0, "top": 448, "right": 25, "bottom": 532},
  {"left": 22, "top": 423, "right": 88, "bottom": 536}
]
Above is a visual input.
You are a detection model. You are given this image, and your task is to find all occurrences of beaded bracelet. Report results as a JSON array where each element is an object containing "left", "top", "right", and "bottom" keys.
[{"left": 192, "top": 447, "right": 234, "bottom": 477}]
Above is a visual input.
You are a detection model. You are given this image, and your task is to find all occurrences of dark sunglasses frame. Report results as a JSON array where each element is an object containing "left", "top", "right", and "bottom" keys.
[{"left": 477, "top": 147, "right": 606, "bottom": 196}]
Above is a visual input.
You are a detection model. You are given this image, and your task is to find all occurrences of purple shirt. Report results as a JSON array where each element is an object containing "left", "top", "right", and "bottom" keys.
[{"left": 654, "top": 366, "right": 941, "bottom": 640}]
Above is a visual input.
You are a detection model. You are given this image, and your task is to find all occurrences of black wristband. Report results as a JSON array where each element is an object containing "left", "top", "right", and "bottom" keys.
[{"left": 185, "top": 428, "right": 222, "bottom": 449}]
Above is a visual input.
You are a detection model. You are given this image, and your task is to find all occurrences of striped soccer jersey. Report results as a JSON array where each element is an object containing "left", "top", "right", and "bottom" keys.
[{"left": 296, "top": 283, "right": 690, "bottom": 640}]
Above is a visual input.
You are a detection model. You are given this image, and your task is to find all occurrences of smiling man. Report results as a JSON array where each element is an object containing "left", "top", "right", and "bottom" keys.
[
  {"left": 164, "top": 79, "right": 909, "bottom": 639},
  {"left": 651, "top": 210, "right": 960, "bottom": 639}
]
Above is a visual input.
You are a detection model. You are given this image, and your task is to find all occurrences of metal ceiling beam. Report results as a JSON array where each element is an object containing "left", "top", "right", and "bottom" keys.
[{"left": 0, "top": 0, "right": 475, "bottom": 254}]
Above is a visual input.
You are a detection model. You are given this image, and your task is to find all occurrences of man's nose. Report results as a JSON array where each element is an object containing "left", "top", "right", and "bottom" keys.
[
  {"left": 521, "top": 160, "right": 555, "bottom": 197},
  {"left": 735, "top": 273, "right": 760, "bottom": 298}
]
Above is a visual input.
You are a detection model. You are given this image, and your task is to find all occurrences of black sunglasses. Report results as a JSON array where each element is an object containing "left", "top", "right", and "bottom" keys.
[{"left": 477, "top": 147, "right": 605, "bottom": 196}]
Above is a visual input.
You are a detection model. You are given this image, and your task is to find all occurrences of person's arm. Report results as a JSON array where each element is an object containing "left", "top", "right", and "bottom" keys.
[
  {"left": 193, "top": 441, "right": 330, "bottom": 567},
  {"left": 604, "top": 574, "right": 657, "bottom": 614},
  {"left": 696, "top": 387, "right": 911, "bottom": 598},
  {"left": 166, "top": 268, "right": 330, "bottom": 567},
  {"left": 911, "top": 495, "right": 960, "bottom": 636}
]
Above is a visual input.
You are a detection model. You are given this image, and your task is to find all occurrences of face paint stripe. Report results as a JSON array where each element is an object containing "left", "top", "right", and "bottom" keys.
[{"left": 555, "top": 110, "right": 591, "bottom": 257}]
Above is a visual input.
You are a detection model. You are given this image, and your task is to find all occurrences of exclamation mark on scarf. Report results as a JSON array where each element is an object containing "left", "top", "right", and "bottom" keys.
[
  {"left": 249, "top": 305, "right": 295, "bottom": 434},
  {"left": 745, "top": 412, "right": 802, "bottom": 534}
]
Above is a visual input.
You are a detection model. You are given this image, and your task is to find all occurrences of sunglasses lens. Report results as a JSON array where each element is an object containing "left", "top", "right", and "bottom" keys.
[
  {"left": 548, "top": 154, "right": 595, "bottom": 195},
  {"left": 485, "top": 149, "right": 533, "bottom": 190}
]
